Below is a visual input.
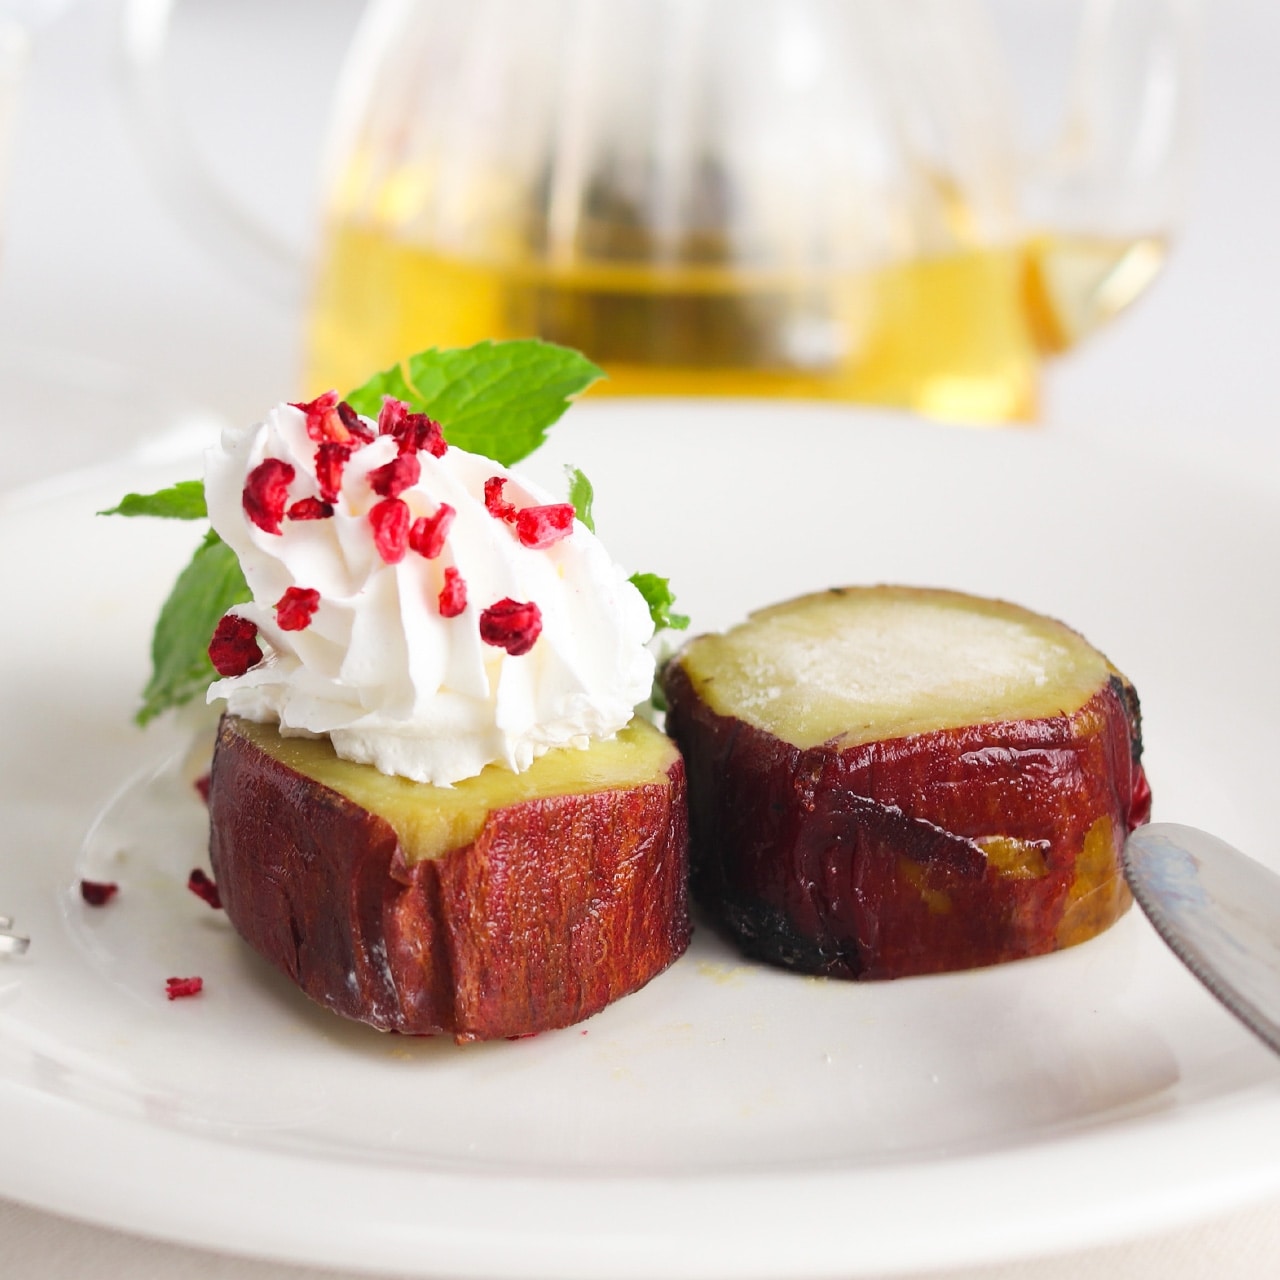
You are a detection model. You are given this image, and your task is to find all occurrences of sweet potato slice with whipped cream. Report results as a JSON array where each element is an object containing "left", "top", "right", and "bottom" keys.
[
  {"left": 662, "top": 586, "right": 1151, "bottom": 980},
  {"left": 208, "top": 714, "right": 689, "bottom": 1041}
]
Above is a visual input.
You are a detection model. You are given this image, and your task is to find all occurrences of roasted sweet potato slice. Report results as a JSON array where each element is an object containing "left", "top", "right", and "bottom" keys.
[
  {"left": 662, "top": 586, "right": 1151, "bottom": 980},
  {"left": 208, "top": 715, "right": 689, "bottom": 1041}
]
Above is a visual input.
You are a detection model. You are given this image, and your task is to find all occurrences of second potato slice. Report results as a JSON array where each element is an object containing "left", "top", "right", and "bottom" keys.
[{"left": 662, "top": 586, "right": 1152, "bottom": 980}]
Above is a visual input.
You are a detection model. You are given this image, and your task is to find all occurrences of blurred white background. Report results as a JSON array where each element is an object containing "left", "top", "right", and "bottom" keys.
[
  {"left": 0, "top": 0, "right": 1277, "bottom": 461},
  {"left": 0, "top": 0, "right": 359, "bottom": 455}
]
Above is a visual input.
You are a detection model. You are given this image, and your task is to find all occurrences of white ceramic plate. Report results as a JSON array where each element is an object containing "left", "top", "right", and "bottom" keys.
[{"left": 1, "top": 401, "right": 1278, "bottom": 1279}]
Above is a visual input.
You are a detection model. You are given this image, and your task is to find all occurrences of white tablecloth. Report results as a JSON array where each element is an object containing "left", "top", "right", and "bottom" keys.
[{"left": 5, "top": 1190, "right": 1280, "bottom": 1280}]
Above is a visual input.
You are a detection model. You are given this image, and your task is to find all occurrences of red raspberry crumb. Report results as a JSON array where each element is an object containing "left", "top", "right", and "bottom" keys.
[
  {"left": 286, "top": 497, "right": 334, "bottom": 521},
  {"left": 378, "top": 398, "right": 445, "bottom": 455},
  {"left": 396, "top": 413, "right": 447, "bottom": 458},
  {"left": 187, "top": 868, "right": 222, "bottom": 910},
  {"left": 165, "top": 976, "right": 203, "bottom": 1000},
  {"left": 369, "top": 497, "right": 410, "bottom": 563},
  {"left": 193, "top": 773, "right": 211, "bottom": 805},
  {"left": 479, "top": 598, "right": 542, "bottom": 655},
  {"left": 291, "top": 390, "right": 340, "bottom": 441},
  {"left": 294, "top": 389, "right": 337, "bottom": 413},
  {"left": 291, "top": 392, "right": 372, "bottom": 445},
  {"left": 314, "top": 441, "right": 353, "bottom": 503},
  {"left": 275, "top": 586, "right": 321, "bottom": 631},
  {"left": 515, "top": 503, "right": 576, "bottom": 549},
  {"left": 408, "top": 503, "right": 455, "bottom": 559},
  {"left": 377, "top": 396, "right": 407, "bottom": 436},
  {"left": 80, "top": 879, "right": 119, "bottom": 906},
  {"left": 242, "top": 458, "right": 295, "bottom": 534},
  {"left": 369, "top": 452, "right": 421, "bottom": 498},
  {"left": 208, "top": 613, "right": 263, "bottom": 677},
  {"left": 484, "top": 476, "right": 517, "bottom": 522},
  {"left": 337, "top": 399, "right": 375, "bottom": 442},
  {"left": 438, "top": 566, "right": 467, "bottom": 617}
]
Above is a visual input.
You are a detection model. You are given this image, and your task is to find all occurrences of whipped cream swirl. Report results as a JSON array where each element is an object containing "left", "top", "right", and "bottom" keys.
[{"left": 204, "top": 401, "right": 655, "bottom": 785}]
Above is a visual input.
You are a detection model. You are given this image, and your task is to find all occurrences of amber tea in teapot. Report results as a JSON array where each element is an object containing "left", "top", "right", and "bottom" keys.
[{"left": 306, "top": 219, "right": 1164, "bottom": 421}]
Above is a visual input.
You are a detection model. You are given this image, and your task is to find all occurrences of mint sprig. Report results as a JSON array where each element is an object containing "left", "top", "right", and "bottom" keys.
[
  {"left": 344, "top": 340, "right": 604, "bottom": 466},
  {"left": 136, "top": 531, "right": 250, "bottom": 725},
  {"left": 565, "top": 466, "right": 595, "bottom": 533},
  {"left": 108, "top": 340, "right": 684, "bottom": 725},
  {"left": 629, "top": 573, "right": 689, "bottom": 632},
  {"left": 99, "top": 480, "right": 207, "bottom": 521}
]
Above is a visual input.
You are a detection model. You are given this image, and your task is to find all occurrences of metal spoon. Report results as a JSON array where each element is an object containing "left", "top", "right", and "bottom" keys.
[{"left": 1123, "top": 823, "right": 1280, "bottom": 1056}]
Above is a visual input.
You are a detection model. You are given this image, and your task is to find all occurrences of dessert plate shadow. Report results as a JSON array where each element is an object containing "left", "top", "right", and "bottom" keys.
[{"left": 0, "top": 401, "right": 1278, "bottom": 1279}]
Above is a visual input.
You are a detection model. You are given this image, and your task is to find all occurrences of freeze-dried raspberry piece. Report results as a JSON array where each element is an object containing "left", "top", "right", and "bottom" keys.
[
  {"left": 377, "top": 397, "right": 447, "bottom": 456},
  {"left": 292, "top": 390, "right": 341, "bottom": 442},
  {"left": 408, "top": 503, "right": 455, "bottom": 560},
  {"left": 80, "top": 880, "right": 119, "bottom": 906},
  {"left": 397, "top": 413, "right": 447, "bottom": 458},
  {"left": 479, "top": 597, "right": 542, "bottom": 655},
  {"left": 242, "top": 458, "right": 295, "bottom": 534},
  {"left": 165, "top": 976, "right": 203, "bottom": 1000},
  {"left": 369, "top": 498, "right": 410, "bottom": 563},
  {"left": 291, "top": 391, "right": 371, "bottom": 445},
  {"left": 208, "top": 613, "right": 263, "bottom": 676},
  {"left": 484, "top": 476, "right": 517, "bottom": 522},
  {"left": 294, "top": 390, "right": 337, "bottom": 415},
  {"left": 275, "top": 586, "right": 320, "bottom": 631},
  {"left": 286, "top": 497, "right": 333, "bottom": 521},
  {"left": 438, "top": 566, "right": 467, "bottom": 618},
  {"left": 314, "top": 441, "right": 352, "bottom": 503},
  {"left": 193, "top": 774, "right": 211, "bottom": 805},
  {"left": 369, "top": 452, "right": 421, "bottom": 499},
  {"left": 377, "top": 396, "right": 407, "bottom": 437},
  {"left": 337, "top": 399, "right": 374, "bottom": 443},
  {"left": 187, "top": 868, "right": 222, "bottom": 910},
  {"left": 515, "top": 503, "right": 576, "bottom": 549}
]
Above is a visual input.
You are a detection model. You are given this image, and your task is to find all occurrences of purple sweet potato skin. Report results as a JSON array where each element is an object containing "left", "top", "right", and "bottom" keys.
[
  {"left": 207, "top": 716, "right": 690, "bottom": 1041},
  {"left": 662, "top": 663, "right": 1151, "bottom": 980}
]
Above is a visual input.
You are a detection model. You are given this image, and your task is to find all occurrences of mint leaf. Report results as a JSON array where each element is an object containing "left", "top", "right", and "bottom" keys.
[
  {"left": 344, "top": 340, "right": 604, "bottom": 466},
  {"left": 100, "top": 480, "right": 207, "bottom": 521},
  {"left": 136, "top": 531, "right": 250, "bottom": 725},
  {"left": 341, "top": 363, "right": 415, "bottom": 415},
  {"left": 648, "top": 674, "right": 669, "bottom": 715},
  {"left": 565, "top": 465, "right": 595, "bottom": 533},
  {"left": 629, "top": 573, "right": 689, "bottom": 632}
]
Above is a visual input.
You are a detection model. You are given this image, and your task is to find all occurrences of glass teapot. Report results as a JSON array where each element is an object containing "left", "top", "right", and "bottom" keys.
[{"left": 125, "top": 0, "right": 1197, "bottom": 423}]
